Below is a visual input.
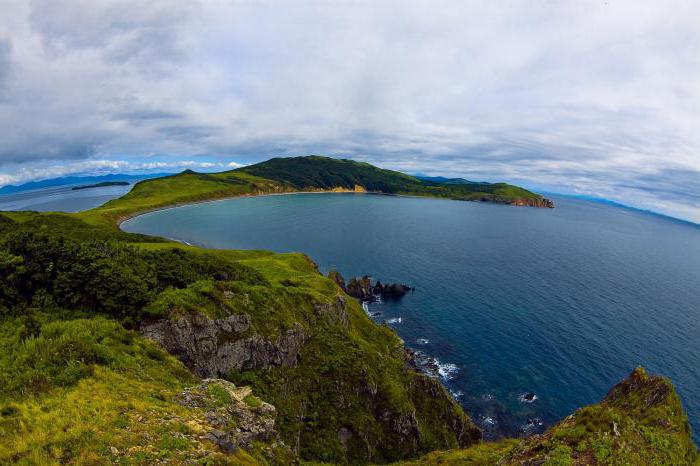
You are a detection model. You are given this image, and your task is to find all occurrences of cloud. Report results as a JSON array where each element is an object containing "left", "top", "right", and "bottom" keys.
[
  {"left": 0, "top": 38, "right": 11, "bottom": 97},
  {"left": 0, "top": 0, "right": 698, "bottom": 222},
  {"left": 0, "top": 158, "right": 242, "bottom": 186}
]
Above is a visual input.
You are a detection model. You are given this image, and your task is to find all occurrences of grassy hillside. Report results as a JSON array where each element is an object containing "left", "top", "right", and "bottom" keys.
[{"left": 240, "top": 156, "right": 541, "bottom": 201}]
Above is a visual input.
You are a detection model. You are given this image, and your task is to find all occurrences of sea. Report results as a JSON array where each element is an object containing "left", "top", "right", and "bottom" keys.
[{"left": 117, "top": 192, "right": 698, "bottom": 441}]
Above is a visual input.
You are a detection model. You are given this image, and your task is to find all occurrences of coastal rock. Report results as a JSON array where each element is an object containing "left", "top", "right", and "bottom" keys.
[
  {"left": 328, "top": 271, "right": 413, "bottom": 302},
  {"left": 140, "top": 311, "right": 307, "bottom": 378},
  {"left": 373, "top": 280, "right": 412, "bottom": 299},
  {"left": 346, "top": 275, "right": 374, "bottom": 301}
]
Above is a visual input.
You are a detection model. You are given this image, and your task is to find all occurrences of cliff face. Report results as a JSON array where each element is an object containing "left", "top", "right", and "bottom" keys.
[{"left": 141, "top": 312, "right": 307, "bottom": 378}]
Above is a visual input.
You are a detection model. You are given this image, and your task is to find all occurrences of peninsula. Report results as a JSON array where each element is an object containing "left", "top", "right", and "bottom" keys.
[
  {"left": 0, "top": 156, "right": 695, "bottom": 465},
  {"left": 87, "top": 156, "right": 553, "bottom": 226},
  {"left": 71, "top": 181, "right": 130, "bottom": 191}
]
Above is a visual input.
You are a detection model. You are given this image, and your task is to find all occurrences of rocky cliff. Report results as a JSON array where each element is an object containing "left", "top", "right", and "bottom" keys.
[
  {"left": 137, "top": 271, "right": 479, "bottom": 464},
  {"left": 141, "top": 312, "right": 307, "bottom": 378}
]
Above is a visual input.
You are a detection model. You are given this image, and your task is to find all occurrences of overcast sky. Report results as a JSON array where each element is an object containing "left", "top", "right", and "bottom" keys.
[{"left": 0, "top": 0, "right": 698, "bottom": 222}]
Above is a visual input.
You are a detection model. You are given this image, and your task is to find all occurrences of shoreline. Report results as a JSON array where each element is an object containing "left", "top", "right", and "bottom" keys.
[
  {"left": 116, "top": 188, "right": 539, "bottom": 229},
  {"left": 116, "top": 189, "right": 380, "bottom": 228}
]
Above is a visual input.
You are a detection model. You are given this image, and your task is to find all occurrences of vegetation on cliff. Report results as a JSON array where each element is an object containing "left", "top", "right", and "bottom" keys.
[{"left": 0, "top": 156, "right": 694, "bottom": 465}]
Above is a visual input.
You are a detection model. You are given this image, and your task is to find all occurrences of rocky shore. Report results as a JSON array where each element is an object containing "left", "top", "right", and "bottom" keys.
[{"left": 327, "top": 270, "right": 414, "bottom": 302}]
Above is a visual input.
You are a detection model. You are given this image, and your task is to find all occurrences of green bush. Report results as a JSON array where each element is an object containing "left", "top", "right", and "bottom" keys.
[{"left": 0, "top": 231, "right": 265, "bottom": 323}]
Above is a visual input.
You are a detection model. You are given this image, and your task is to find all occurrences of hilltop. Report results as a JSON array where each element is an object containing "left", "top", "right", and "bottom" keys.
[{"left": 0, "top": 155, "right": 694, "bottom": 465}]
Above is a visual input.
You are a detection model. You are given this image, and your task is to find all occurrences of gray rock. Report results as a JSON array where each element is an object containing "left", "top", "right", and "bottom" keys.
[{"left": 141, "top": 312, "right": 307, "bottom": 378}]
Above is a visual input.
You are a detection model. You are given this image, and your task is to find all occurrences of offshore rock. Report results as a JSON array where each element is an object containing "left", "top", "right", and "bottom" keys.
[
  {"left": 373, "top": 280, "right": 413, "bottom": 299},
  {"left": 329, "top": 271, "right": 413, "bottom": 302},
  {"left": 346, "top": 275, "right": 374, "bottom": 301},
  {"left": 141, "top": 311, "right": 307, "bottom": 378}
]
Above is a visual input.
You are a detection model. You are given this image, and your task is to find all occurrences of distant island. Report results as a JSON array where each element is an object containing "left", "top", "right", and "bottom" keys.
[
  {"left": 0, "top": 155, "right": 695, "bottom": 465},
  {"left": 71, "top": 181, "right": 130, "bottom": 191},
  {"left": 0, "top": 173, "right": 171, "bottom": 195}
]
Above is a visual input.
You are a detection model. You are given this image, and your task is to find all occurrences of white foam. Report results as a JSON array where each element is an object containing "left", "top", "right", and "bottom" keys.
[
  {"left": 386, "top": 317, "right": 402, "bottom": 324},
  {"left": 361, "top": 302, "right": 370, "bottom": 314},
  {"left": 436, "top": 361, "right": 458, "bottom": 380},
  {"left": 519, "top": 393, "right": 538, "bottom": 403},
  {"left": 450, "top": 389, "right": 464, "bottom": 399},
  {"left": 521, "top": 418, "right": 544, "bottom": 432}
]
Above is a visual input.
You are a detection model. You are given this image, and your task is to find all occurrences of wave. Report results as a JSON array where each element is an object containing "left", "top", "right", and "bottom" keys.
[
  {"left": 519, "top": 392, "right": 538, "bottom": 403},
  {"left": 437, "top": 361, "right": 458, "bottom": 380},
  {"left": 520, "top": 417, "right": 544, "bottom": 433}
]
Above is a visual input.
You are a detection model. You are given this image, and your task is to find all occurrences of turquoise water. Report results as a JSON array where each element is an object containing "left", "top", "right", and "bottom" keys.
[{"left": 122, "top": 193, "right": 700, "bottom": 440}]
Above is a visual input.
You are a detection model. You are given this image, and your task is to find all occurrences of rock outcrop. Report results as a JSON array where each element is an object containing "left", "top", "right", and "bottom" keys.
[
  {"left": 175, "top": 379, "right": 294, "bottom": 460},
  {"left": 329, "top": 271, "right": 414, "bottom": 302},
  {"left": 313, "top": 295, "right": 350, "bottom": 329},
  {"left": 141, "top": 312, "right": 307, "bottom": 378},
  {"left": 373, "top": 280, "right": 413, "bottom": 299}
]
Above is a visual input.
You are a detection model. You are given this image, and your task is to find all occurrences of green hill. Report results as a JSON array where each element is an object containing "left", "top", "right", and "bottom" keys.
[
  {"left": 239, "top": 156, "right": 543, "bottom": 203},
  {"left": 83, "top": 155, "right": 551, "bottom": 226},
  {"left": 0, "top": 156, "right": 694, "bottom": 465}
]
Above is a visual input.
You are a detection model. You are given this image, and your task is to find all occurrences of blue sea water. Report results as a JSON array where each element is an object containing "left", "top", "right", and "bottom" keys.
[
  {"left": 0, "top": 184, "right": 133, "bottom": 212},
  {"left": 122, "top": 193, "right": 700, "bottom": 441}
]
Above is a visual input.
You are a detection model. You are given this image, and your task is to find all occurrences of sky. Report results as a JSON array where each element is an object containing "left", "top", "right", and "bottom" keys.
[{"left": 0, "top": 1, "right": 698, "bottom": 222}]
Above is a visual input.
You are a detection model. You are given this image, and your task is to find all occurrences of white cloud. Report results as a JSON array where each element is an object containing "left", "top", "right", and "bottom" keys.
[
  {"left": 0, "top": 159, "right": 243, "bottom": 186},
  {"left": 0, "top": 0, "right": 698, "bottom": 221}
]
